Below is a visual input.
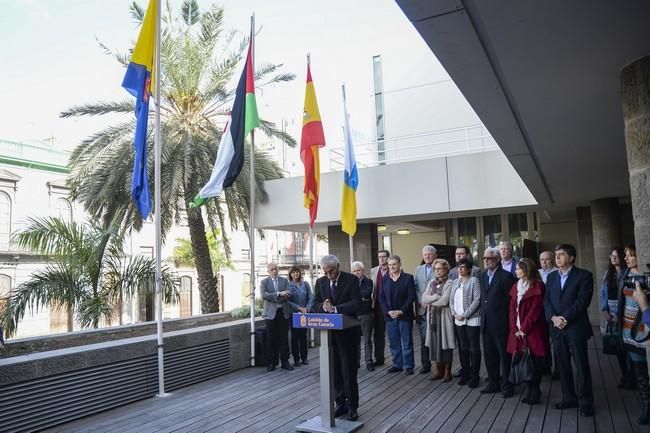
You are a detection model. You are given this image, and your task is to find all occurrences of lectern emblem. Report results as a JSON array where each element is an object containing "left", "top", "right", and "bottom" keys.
[{"left": 300, "top": 314, "right": 307, "bottom": 327}]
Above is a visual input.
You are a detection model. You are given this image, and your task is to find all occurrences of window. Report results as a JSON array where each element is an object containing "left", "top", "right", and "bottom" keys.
[
  {"left": 0, "top": 274, "right": 11, "bottom": 298},
  {"left": 457, "top": 217, "right": 479, "bottom": 264},
  {"left": 508, "top": 213, "right": 529, "bottom": 258},
  {"left": 180, "top": 275, "right": 192, "bottom": 292},
  {"left": 241, "top": 249, "right": 251, "bottom": 260},
  {"left": 139, "top": 246, "right": 154, "bottom": 258},
  {"left": 0, "top": 192, "right": 11, "bottom": 250},
  {"left": 54, "top": 197, "right": 72, "bottom": 223},
  {"left": 483, "top": 215, "right": 503, "bottom": 248}
]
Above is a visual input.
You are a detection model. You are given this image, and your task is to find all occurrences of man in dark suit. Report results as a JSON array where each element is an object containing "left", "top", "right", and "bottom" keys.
[
  {"left": 352, "top": 261, "right": 376, "bottom": 371},
  {"left": 313, "top": 255, "right": 362, "bottom": 421},
  {"left": 480, "top": 247, "right": 517, "bottom": 397},
  {"left": 544, "top": 244, "right": 595, "bottom": 417}
]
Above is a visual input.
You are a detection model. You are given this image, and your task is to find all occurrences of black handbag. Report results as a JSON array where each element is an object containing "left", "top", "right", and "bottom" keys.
[
  {"left": 509, "top": 337, "right": 535, "bottom": 385},
  {"left": 602, "top": 321, "right": 622, "bottom": 355}
]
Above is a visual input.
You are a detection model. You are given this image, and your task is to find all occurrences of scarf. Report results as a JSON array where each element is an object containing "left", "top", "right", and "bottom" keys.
[{"left": 516, "top": 279, "right": 530, "bottom": 305}]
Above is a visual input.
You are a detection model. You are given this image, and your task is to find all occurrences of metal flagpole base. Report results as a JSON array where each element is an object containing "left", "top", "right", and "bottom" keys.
[
  {"left": 155, "top": 393, "right": 171, "bottom": 398},
  {"left": 295, "top": 416, "right": 363, "bottom": 433}
]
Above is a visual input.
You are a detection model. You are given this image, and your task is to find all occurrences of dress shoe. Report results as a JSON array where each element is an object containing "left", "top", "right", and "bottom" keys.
[
  {"left": 501, "top": 389, "right": 514, "bottom": 399},
  {"left": 346, "top": 409, "right": 359, "bottom": 421},
  {"left": 366, "top": 364, "right": 375, "bottom": 372},
  {"left": 281, "top": 363, "right": 294, "bottom": 371},
  {"left": 480, "top": 385, "right": 500, "bottom": 394},
  {"left": 266, "top": 364, "right": 276, "bottom": 372},
  {"left": 301, "top": 359, "right": 309, "bottom": 366},
  {"left": 554, "top": 400, "right": 578, "bottom": 410},
  {"left": 580, "top": 406, "right": 595, "bottom": 417},
  {"left": 405, "top": 368, "right": 414, "bottom": 375},
  {"left": 420, "top": 366, "right": 431, "bottom": 375},
  {"left": 374, "top": 360, "right": 385, "bottom": 366},
  {"left": 293, "top": 360, "right": 302, "bottom": 367},
  {"left": 387, "top": 366, "right": 403, "bottom": 373},
  {"left": 527, "top": 388, "right": 541, "bottom": 405},
  {"left": 334, "top": 404, "right": 348, "bottom": 418},
  {"left": 458, "top": 377, "right": 468, "bottom": 386}
]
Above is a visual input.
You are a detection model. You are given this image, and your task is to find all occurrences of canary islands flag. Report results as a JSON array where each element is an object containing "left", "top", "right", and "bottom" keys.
[
  {"left": 191, "top": 30, "right": 260, "bottom": 208},
  {"left": 341, "top": 94, "right": 358, "bottom": 236},
  {"left": 122, "top": 0, "right": 157, "bottom": 219},
  {"left": 300, "top": 64, "right": 326, "bottom": 228}
]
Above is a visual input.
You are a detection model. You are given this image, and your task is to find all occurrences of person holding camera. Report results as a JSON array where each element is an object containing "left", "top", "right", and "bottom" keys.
[
  {"left": 621, "top": 245, "right": 650, "bottom": 425},
  {"left": 599, "top": 247, "right": 633, "bottom": 389}
]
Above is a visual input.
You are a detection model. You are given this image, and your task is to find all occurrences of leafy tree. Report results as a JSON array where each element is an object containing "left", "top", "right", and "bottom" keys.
[
  {"left": 173, "top": 229, "right": 233, "bottom": 273},
  {"left": 60, "top": 0, "right": 295, "bottom": 314},
  {"left": 0, "top": 217, "right": 179, "bottom": 336}
]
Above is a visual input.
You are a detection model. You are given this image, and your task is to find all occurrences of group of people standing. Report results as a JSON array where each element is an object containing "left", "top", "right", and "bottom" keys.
[
  {"left": 260, "top": 240, "right": 650, "bottom": 425},
  {"left": 599, "top": 245, "right": 650, "bottom": 424}
]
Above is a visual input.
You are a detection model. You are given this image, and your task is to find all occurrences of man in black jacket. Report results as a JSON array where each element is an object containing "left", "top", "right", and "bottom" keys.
[
  {"left": 544, "top": 244, "right": 595, "bottom": 417},
  {"left": 313, "top": 255, "right": 362, "bottom": 421},
  {"left": 352, "top": 261, "right": 376, "bottom": 371},
  {"left": 480, "top": 247, "right": 517, "bottom": 398}
]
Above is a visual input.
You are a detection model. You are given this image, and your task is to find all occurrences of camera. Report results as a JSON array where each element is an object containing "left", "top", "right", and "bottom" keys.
[{"left": 624, "top": 271, "right": 650, "bottom": 291}]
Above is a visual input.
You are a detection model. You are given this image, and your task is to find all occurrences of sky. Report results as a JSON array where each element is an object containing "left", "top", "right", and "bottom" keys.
[{"left": 0, "top": 0, "right": 459, "bottom": 173}]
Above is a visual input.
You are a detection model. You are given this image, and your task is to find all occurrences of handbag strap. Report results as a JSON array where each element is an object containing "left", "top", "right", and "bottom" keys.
[{"left": 631, "top": 310, "right": 650, "bottom": 343}]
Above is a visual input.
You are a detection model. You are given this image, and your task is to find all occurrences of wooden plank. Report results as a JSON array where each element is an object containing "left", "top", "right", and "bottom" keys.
[
  {"left": 420, "top": 385, "right": 472, "bottom": 432},
  {"left": 452, "top": 392, "right": 496, "bottom": 432},
  {"left": 522, "top": 373, "right": 553, "bottom": 433}
]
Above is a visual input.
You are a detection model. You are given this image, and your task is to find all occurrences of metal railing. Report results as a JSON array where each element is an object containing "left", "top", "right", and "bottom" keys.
[{"left": 328, "top": 124, "right": 497, "bottom": 171}]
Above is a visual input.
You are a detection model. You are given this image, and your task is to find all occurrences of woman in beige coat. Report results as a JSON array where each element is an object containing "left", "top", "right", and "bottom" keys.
[{"left": 422, "top": 258, "right": 455, "bottom": 381}]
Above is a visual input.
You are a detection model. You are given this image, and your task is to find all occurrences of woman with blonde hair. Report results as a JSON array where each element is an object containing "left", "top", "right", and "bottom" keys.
[{"left": 422, "top": 258, "right": 455, "bottom": 381}]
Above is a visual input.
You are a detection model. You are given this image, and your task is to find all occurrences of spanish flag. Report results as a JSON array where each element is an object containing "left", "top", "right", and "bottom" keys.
[
  {"left": 122, "top": 0, "right": 157, "bottom": 219},
  {"left": 300, "top": 64, "right": 326, "bottom": 228},
  {"left": 341, "top": 91, "right": 358, "bottom": 236},
  {"left": 191, "top": 29, "right": 260, "bottom": 208}
]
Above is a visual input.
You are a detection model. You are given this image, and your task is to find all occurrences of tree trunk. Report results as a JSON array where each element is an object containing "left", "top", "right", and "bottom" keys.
[{"left": 186, "top": 206, "right": 219, "bottom": 313}]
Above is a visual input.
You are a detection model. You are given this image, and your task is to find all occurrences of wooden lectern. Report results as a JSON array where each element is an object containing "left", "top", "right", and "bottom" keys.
[{"left": 293, "top": 313, "right": 363, "bottom": 433}]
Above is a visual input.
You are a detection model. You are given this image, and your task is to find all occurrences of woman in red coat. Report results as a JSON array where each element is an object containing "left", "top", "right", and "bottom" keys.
[{"left": 508, "top": 258, "right": 550, "bottom": 405}]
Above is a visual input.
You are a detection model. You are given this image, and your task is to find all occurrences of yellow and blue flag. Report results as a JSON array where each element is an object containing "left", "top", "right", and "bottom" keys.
[
  {"left": 122, "top": 0, "right": 157, "bottom": 219},
  {"left": 341, "top": 94, "right": 358, "bottom": 236}
]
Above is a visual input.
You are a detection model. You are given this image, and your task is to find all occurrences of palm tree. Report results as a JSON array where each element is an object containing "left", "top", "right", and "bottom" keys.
[
  {"left": 0, "top": 217, "right": 179, "bottom": 336},
  {"left": 60, "top": 1, "right": 295, "bottom": 314}
]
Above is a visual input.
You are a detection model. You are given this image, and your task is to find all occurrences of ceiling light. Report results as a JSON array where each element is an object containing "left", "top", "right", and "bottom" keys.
[
  {"left": 396, "top": 228, "right": 410, "bottom": 235},
  {"left": 377, "top": 225, "right": 386, "bottom": 232}
]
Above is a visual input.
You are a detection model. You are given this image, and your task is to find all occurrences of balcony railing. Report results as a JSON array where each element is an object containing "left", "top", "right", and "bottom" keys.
[{"left": 328, "top": 124, "right": 497, "bottom": 171}]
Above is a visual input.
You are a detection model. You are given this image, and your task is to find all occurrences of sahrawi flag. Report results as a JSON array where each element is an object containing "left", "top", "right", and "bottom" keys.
[
  {"left": 300, "top": 63, "right": 326, "bottom": 228},
  {"left": 191, "top": 32, "right": 260, "bottom": 208}
]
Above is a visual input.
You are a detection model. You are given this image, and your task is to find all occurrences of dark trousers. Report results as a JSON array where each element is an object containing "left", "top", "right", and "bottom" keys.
[
  {"left": 373, "top": 308, "right": 385, "bottom": 363},
  {"left": 553, "top": 334, "right": 593, "bottom": 407},
  {"left": 359, "top": 312, "right": 374, "bottom": 366},
  {"left": 265, "top": 309, "right": 289, "bottom": 366},
  {"left": 529, "top": 356, "right": 550, "bottom": 391},
  {"left": 334, "top": 328, "right": 360, "bottom": 409},
  {"left": 456, "top": 325, "right": 481, "bottom": 381},
  {"left": 416, "top": 314, "right": 431, "bottom": 369},
  {"left": 483, "top": 329, "right": 512, "bottom": 392},
  {"left": 291, "top": 325, "right": 308, "bottom": 363}
]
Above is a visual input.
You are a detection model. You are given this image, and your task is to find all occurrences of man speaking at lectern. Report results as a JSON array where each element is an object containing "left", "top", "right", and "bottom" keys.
[{"left": 313, "top": 255, "right": 362, "bottom": 421}]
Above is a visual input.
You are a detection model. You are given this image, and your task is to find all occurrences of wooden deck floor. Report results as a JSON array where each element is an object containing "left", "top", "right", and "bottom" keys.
[{"left": 46, "top": 328, "right": 650, "bottom": 433}]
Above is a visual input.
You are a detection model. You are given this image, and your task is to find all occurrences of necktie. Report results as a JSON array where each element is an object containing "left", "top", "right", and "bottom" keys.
[{"left": 331, "top": 281, "right": 337, "bottom": 301}]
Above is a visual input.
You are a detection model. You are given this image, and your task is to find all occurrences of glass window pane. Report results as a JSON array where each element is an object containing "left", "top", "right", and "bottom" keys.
[
  {"left": 457, "top": 217, "right": 478, "bottom": 264},
  {"left": 508, "top": 213, "right": 529, "bottom": 258},
  {"left": 483, "top": 215, "right": 502, "bottom": 248}
]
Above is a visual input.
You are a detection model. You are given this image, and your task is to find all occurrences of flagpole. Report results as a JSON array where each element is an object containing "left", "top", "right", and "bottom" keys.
[
  {"left": 308, "top": 226, "right": 315, "bottom": 347},
  {"left": 249, "top": 14, "right": 257, "bottom": 368},
  {"left": 153, "top": 0, "right": 167, "bottom": 397}
]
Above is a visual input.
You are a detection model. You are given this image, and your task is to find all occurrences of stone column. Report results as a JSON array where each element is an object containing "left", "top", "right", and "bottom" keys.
[
  {"left": 621, "top": 56, "right": 650, "bottom": 271},
  {"left": 590, "top": 198, "right": 623, "bottom": 283},
  {"left": 576, "top": 206, "right": 598, "bottom": 324},
  {"left": 327, "top": 224, "right": 378, "bottom": 272}
]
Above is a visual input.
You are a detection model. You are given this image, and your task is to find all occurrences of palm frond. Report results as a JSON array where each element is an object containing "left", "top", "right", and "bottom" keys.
[
  {"left": 60, "top": 101, "right": 134, "bottom": 118},
  {"left": 129, "top": 1, "right": 145, "bottom": 23}
]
